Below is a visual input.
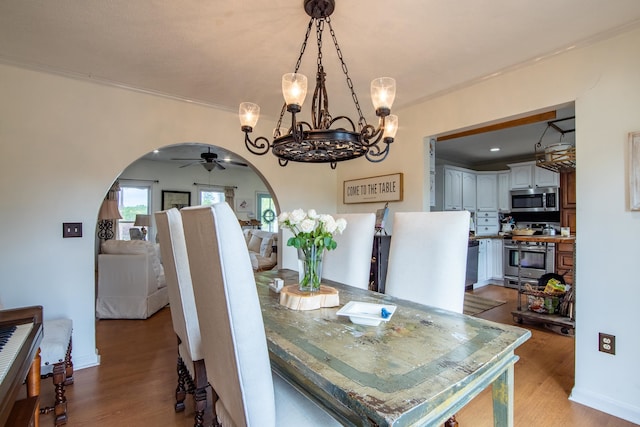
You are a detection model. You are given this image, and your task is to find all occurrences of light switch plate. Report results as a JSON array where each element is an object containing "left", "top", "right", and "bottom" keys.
[{"left": 63, "top": 222, "right": 83, "bottom": 238}]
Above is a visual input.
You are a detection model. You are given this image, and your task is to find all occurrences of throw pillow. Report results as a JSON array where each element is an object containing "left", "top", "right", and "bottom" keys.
[{"left": 247, "top": 234, "right": 262, "bottom": 253}]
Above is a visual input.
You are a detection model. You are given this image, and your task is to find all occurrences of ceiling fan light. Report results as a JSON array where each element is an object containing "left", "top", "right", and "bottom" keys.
[
  {"left": 203, "top": 162, "right": 216, "bottom": 172},
  {"left": 282, "top": 73, "right": 308, "bottom": 107},
  {"left": 371, "top": 77, "right": 396, "bottom": 112},
  {"left": 239, "top": 102, "right": 260, "bottom": 128}
]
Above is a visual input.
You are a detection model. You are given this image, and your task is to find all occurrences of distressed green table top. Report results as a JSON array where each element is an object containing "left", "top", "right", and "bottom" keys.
[{"left": 256, "top": 270, "right": 531, "bottom": 426}]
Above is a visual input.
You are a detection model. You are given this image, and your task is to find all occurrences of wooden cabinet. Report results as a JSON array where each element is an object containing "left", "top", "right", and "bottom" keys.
[
  {"left": 476, "top": 173, "right": 498, "bottom": 211},
  {"left": 560, "top": 170, "right": 576, "bottom": 233},
  {"left": 369, "top": 235, "right": 391, "bottom": 293},
  {"left": 556, "top": 242, "right": 574, "bottom": 285}
]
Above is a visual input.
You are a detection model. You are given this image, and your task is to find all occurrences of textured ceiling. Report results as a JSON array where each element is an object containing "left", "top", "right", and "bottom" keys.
[{"left": 1, "top": 1, "right": 639, "bottom": 166}]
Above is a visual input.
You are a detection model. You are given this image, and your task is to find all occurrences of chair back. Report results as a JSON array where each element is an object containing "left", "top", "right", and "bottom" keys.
[
  {"left": 154, "top": 209, "right": 203, "bottom": 362},
  {"left": 385, "top": 211, "right": 470, "bottom": 313},
  {"left": 322, "top": 213, "right": 376, "bottom": 289},
  {"left": 181, "top": 203, "right": 276, "bottom": 427}
]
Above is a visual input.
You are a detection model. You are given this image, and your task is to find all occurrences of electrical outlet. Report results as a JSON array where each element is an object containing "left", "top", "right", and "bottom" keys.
[{"left": 599, "top": 333, "right": 615, "bottom": 355}]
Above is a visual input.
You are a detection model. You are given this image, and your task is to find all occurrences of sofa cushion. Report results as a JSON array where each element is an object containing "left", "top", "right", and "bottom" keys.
[
  {"left": 247, "top": 234, "right": 262, "bottom": 253},
  {"left": 260, "top": 237, "right": 274, "bottom": 258}
]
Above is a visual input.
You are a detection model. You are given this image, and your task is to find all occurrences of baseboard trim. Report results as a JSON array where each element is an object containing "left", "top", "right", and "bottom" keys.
[
  {"left": 73, "top": 349, "right": 101, "bottom": 371},
  {"left": 570, "top": 386, "right": 640, "bottom": 424}
]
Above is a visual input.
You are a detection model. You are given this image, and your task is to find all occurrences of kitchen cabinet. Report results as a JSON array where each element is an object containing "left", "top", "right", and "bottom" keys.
[
  {"left": 560, "top": 170, "right": 576, "bottom": 233},
  {"left": 534, "top": 165, "right": 560, "bottom": 187},
  {"left": 443, "top": 166, "right": 476, "bottom": 211},
  {"left": 491, "top": 238, "right": 503, "bottom": 280},
  {"left": 477, "top": 239, "right": 489, "bottom": 283},
  {"left": 556, "top": 241, "right": 574, "bottom": 285},
  {"left": 475, "top": 211, "right": 499, "bottom": 236},
  {"left": 462, "top": 172, "right": 477, "bottom": 211},
  {"left": 497, "top": 172, "right": 510, "bottom": 212},
  {"left": 508, "top": 161, "right": 559, "bottom": 189},
  {"left": 476, "top": 173, "right": 498, "bottom": 211},
  {"left": 443, "top": 167, "right": 462, "bottom": 210}
]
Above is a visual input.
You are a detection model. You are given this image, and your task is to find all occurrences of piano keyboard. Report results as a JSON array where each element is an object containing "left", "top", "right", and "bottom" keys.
[{"left": 0, "top": 323, "right": 33, "bottom": 385}]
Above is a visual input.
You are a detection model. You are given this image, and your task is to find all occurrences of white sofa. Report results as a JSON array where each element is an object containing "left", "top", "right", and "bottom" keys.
[
  {"left": 243, "top": 229, "right": 278, "bottom": 271},
  {"left": 97, "top": 240, "right": 169, "bottom": 319}
]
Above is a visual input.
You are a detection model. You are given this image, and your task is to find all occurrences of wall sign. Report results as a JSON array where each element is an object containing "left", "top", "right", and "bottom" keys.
[{"left": 343, "top": 173, "right": 403, "bottom": 204}]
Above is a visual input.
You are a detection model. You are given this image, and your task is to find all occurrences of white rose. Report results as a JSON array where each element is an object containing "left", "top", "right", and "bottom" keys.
[
  {"left": 322, "top": 215, "right": 337, "bottom": 233},
  {"left": 277, "top": 212, "right": 289, "bottom": 225},
  {"left": 300, "top": 218, "right": 316, "bottom": 233},
  {"left": 307, "top": 209, "right": 319, "bottom": 219},
  {"left": 336, "top": 218, "right": 347, "bottom": 233},
  {"left": 289, "top": 208, "right": 306, "bottom": 225}
]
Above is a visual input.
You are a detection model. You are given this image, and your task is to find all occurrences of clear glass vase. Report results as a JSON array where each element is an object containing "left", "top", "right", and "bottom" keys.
[{"left": 297, "top": 246, "right": 324, "bottom": 292}]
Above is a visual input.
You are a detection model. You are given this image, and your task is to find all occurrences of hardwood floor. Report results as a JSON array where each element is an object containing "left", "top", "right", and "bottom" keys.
[{"left": 53, "top": 285, "right": 634, "bottom": 427}]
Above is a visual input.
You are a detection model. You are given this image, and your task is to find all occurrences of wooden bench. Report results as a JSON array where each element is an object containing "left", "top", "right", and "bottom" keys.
[{"left": 40, "top": 319, "right": 73, "bottom": 426}]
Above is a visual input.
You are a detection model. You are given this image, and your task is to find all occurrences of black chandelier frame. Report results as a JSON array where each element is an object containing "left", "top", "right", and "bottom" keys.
[{"left": 241, "top": 0, "right": 395, "bottom": 169}]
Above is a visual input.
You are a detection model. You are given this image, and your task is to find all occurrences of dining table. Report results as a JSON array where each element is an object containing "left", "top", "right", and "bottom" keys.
[{"left": 255, "top": 269, "right": 531, "bottom": 427}]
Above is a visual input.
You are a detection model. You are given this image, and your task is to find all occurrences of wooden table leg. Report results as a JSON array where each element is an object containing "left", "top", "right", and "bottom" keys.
[
  {"left": 492, "top": 363, "right": 514, "bottom": 427},
  {"left": 27, "top": 348, "right": 42, "bottom": 427}
]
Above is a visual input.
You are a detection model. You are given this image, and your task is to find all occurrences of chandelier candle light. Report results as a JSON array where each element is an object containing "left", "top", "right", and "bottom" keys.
[
  {"left": 278, "top": 209, "right": 347, "bottom": 292},
  {"left": 239, "top": 0, "right": 398, "bottom": 169}
]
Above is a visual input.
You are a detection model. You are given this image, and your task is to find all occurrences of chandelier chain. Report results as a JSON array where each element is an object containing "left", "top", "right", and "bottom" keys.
[
  {"left": 276, "top": 18, "right": 315, "bottom": 133},
  {"left": 326, "top": 17, "right": 366, "bottom": 128}
]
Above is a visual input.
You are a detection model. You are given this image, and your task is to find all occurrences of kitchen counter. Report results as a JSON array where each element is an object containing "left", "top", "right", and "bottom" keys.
[
  {"left": 510, "top": 234, "right": 575, "bottom": 244},
  {"left": 469, "top": 234, "right": 504, "bottom": 240}
]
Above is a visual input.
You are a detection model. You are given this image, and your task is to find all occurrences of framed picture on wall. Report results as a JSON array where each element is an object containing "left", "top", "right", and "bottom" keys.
[
  {"left": 236, "top": 197, "right": 254, "bottom": 213},
  {"left": 162, "top": 190, "right": 191, "bottom": 210}
]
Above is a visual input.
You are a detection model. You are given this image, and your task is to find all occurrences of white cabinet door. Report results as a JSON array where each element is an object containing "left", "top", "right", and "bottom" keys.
[
  {"left": 510, "top": 164, "right": 533, "bottom": 189},
  {"left": 497, "top": 172, "right": 510, "bottom": 212},
  {"left": 534, "top": 166, "right": 559, "bottom": 188},
  {"left": 476, "top": 173, "right": 497, "bottom": 211},
  {"left": 444, "top": 168, "right": 463, "bottom": 210},
  {"left": 462, "top": 172, "right": 477, "bottom": 211},
  {"left": 477, "top": 239, "right": 488, "bottom": 282},
  {"left": 491, "top": 239, "right": 503, "bottom": 280}
]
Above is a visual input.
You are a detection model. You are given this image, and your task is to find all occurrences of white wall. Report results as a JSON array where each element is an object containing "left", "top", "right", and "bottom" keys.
[
  {"left": 0, "top": 62, "right": 337, "bottom": 369},
  {"left": 339, "top": 27, "right": 639, "bottom": 423}
]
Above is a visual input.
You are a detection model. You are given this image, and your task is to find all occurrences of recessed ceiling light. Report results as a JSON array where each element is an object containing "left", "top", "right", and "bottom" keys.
[
  {"left": 490, "top": 147, "right": 500, "bottom": 152},
  {"left": 153, "top": 149, "right": 159, "bottom": 154}
]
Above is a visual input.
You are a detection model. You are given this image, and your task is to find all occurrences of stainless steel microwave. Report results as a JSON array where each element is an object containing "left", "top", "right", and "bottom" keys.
[{"left": 510, "top": 187, "right": 559, "bottom": 212}]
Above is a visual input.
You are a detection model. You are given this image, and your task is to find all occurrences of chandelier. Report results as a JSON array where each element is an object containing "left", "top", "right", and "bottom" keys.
[{"left": 239, "top": 0, "right": 398, "bottom": 169}]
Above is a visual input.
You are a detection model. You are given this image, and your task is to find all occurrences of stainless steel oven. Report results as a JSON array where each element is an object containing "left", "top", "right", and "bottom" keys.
[{"left": 503, "top": 238, "right": 555, "bottom": 288}]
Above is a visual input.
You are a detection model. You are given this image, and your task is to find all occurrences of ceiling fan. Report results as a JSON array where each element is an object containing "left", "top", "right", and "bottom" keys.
[{"left": 172, "top": 147, "right": 248, "bottom": 171}]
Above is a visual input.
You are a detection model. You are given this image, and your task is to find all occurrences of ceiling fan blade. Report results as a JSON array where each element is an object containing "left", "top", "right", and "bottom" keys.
[
  {"left": 171, "top": 157, "right": 202, "bottom": 161},
  {"left": 179, "top": 161, "right": 201, "bottom": 168},
  {"left": 216, "top": 162, "right": 226, "bottom": 170},
  {"left": 226, "top": 160, "right": 248, "bottom": 167}
]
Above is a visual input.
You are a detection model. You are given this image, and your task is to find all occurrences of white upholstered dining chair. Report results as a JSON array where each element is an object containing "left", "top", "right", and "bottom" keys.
[
  {"left": 181, "top": 203, "right": 341, "bottom": 427},
  {"left": 322, "top": 213, "right": 376, "bottom": 289},
  {"left": 155, "top": 208, "right": 211, "bottom": 427},
  {"left": 385, "top": 210, "right": 470, "bottom": 427},
  {"left": 385, "top": 210, "right": 470, "bottom": 314}
]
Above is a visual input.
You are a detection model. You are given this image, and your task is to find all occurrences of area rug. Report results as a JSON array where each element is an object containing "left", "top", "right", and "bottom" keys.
[{"left": 463, "top": 293, "right": 506, "bottom": 316}]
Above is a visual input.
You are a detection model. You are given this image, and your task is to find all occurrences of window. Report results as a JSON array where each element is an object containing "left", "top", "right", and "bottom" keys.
[
  {"left": 198, "top": 188, "right": 225, "bottom": 206},
  {"left": 257, "top": 192, "right": 277, "bottom": 232},
  {"left": 117, "top": 183, "right": 151, "bottom": 240}
]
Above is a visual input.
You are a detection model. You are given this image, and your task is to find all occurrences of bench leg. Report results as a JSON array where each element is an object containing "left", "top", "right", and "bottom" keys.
[
  {"left": 40, "top": 362, "right": 68, "bottom": 426},
  {"left": 63, "top": 338, "right": 74, "bottom": 386},
  {"left": 175, "top": 356, "right": 188, "bottom": 412}
]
